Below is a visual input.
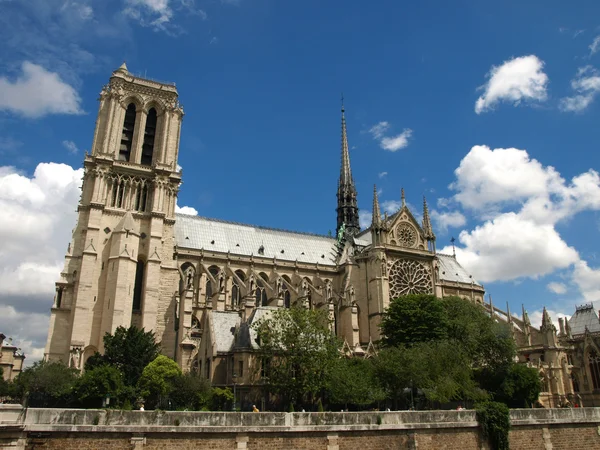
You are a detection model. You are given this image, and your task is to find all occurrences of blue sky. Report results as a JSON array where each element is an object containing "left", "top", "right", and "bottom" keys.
[{"left": 1, "top": 0, "right": 600, "bottom": 359}]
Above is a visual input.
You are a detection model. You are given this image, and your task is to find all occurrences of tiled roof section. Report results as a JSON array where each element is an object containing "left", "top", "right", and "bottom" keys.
[
  {"left": 175, "top": 214, "right": 338, "bottom": 266},
  {"left": 233, "top": 307, "right": 278, "bottom": 350},
  {"left": 211, "top": 311, "right": 241, "bottom": 353},
  {"left": 436, "top": 253, "right": 482, "bottom": 286},
  {"left": 568, "top": 304, "right": 600, "bottom": 336}
]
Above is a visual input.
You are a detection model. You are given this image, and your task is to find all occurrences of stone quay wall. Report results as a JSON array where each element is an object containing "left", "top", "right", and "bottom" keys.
[{"left": 1, "top": 405, "right": 600, "bottom": 449}]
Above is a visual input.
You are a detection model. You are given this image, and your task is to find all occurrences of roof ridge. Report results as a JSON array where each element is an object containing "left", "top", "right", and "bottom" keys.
[{"left": 175, "top": 213, "right": 336, "bottom": 240}]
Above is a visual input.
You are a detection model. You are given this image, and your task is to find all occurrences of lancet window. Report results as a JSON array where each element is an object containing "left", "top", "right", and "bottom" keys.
[
  {"left": 141, "top": 108, "right": 157, "bottom": 165},
  {"left": 282, "top": 275, "right": 291, "bottom": 308},
  {"left": 132, "top": 259, "right": 145, "bottom": 312},
  {"left": 231, "top": 270, "right": 245, "bottom": 308},
  {"left": 111, "top": 179, "right": 125, "bottom": 208},
  {"left": 589, "top": 349, "right": 600, "bottom": 390},
  {"left": 120, "top": 103, "right": 136, "bottom": 162},
  {"left": 255, "top": 273, "right": 268, "bottom": 307}
]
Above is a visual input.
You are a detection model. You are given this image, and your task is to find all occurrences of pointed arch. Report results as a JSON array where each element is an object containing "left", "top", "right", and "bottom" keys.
[
  {"left": 205, "top": 265, "right": 220, "bottom": 301},
  {"left": 141, "top": 107, "right": 157, "bottom": 165},
  {"left": 132, "top": 258, "right": 146, "bottom": 311},
  {"left": 120, "top": 103, "right": 136, "bottom": 162},
  {"left": 588, "top": 349, "right": 600, "bottom": 390},
  {"left": 231, "top": 269, "right": 245, "bottom": 308},
  {"left": 256, "top": 274, "right": 268, "bottom": 307}
]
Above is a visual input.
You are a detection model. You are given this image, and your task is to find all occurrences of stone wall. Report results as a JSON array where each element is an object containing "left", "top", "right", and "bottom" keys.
[{"left": 1, "top": 405, "right": 600, "bottom": 449}]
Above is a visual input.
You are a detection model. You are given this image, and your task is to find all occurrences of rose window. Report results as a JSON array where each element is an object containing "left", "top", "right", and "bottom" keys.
[
  {"left": 388, "top": 259, "right": 433, "bottom": 298},
  {"left": 396, "top": 223, "right": 417, "bottom": 248}
]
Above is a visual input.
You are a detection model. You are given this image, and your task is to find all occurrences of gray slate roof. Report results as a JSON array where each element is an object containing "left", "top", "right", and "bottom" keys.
[
  {"left": 436, "top": 253, "right": 482, "bottom": 286},
  {"left": 211, "top": 311, "right": 241, "bottom": 353},
  {"left": 568, "top": 304, "right": 600, "bottom": 336},
  {"left": 175, "top": 214, "right": 337, "bottom": 266}
]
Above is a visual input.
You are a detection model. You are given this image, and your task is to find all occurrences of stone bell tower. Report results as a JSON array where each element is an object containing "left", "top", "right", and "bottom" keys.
[{"left": 44, "top": 63, "right": 184, "bottom": 368}]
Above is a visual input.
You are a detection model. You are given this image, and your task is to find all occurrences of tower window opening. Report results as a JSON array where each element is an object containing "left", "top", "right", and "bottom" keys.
[
  {"left": 56, "top": 288, "right": 63, "bottom": 308},
  {"left": 141, "top": 108, "right": 157, "bottom": 165},
  {"left": 120, "top": 103, "right": 136, "bottom": 162},
  {"left": 132, "top": 260, "right": 145, "bottom": 312}
]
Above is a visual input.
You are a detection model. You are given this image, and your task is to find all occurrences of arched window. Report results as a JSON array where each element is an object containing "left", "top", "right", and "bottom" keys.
[
  {"left": 141, "top": 108, "right": 157, "bottom": 165},
  {"left": 132, "top": 260, "right": 145, "bottom": 311},
  {"left": 111, "top": 179, "right": 125, "bottom": 208},
  {"left": 571, "top": 372, "right": 580, "bottom": 393},
  {"left": 120, "top": 103, "right": 136, "bottom": 162},
  {"left": 282, "top": 275, "right": 291, "bottom": 308},
  {"left": 135, "top": 182, "right": 148, "bottom": 212},
  {"left": 589, "top": 350, "right": 600, "bottom": 390},
  {"left": 231, "top": 270, "right": 245, "bottom": 308},
  {"left": 206, "top": 266, "right": 220, "bottom": 302},
  {"left": 255, "top": 278, "right": 268, "bottom": 307},
  {"left": 55, "top": 287, "right": 63, "bottom": 308}
]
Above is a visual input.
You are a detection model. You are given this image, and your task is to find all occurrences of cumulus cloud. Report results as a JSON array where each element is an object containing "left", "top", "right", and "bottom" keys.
[
  {"left": 382, "top": 200, "right": 401, "bottom": 214},
  {"left": 547, "top": 282, "right": 567, "bottom": 295},
  {"left": 368, "top": 121, "right": 413, "bottom": 152},
  {"left": 475, "top": 55, "right": 548, "bottom": 114},
  {"left": 559, "top": 66, "right": 600, "bottom": 113},
  {"left": 528, "top": 308, "right": 570, "bottom": 330},
  {"left": 430, "top": 210, "right": 466, "bottom": 232},
  {"left": 175, "top": 204, "right": 198, "bottom": 215},
  {"left": 0, "top": 162, "right": 83, "bottom": 363},
  {"left": 62, "top": 140, "right": 79, "bottom": 154},
  {"left": 440, "top": 213, "right": 579, "bottom": 283},
  {"left": 444, "top": 144, "right": 600, "bottom": 300},
  {"left": 124, "top": 0, "right": 207, "bottom": 31},
  {"left": 0, "top": 62, "right": 83, "bottom": 118}
]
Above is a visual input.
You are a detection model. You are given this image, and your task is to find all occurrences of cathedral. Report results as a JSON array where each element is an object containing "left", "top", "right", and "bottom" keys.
[{"left": 44, "top": 65, "right": 600, "bottom": 408}]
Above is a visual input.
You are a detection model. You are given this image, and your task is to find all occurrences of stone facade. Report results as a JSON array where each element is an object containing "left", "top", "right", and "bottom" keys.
[{"left": 0, "top": 334, "right": 24, "bottom": 381}]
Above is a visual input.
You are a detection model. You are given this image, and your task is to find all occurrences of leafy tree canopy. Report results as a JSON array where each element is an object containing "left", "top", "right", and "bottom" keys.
[
  {"left": 14, "top": 361, "right": 79, "bottom": 407},
  {"left": 169, "top": 372, "right": 213, "bottom": 411},
  {"left": 138, "top": 355, "right": 182, "bottom": 409},
  {"left": 253, "top": 306, "right": 340, "bottom": 409},
  {"left": 85, "top": 326, "right": 160, "bottom": 387},
  {"left": 380, "top": 294, "right": 448, "bottom": 347},
  {"left": 75, "top": 364, "right": 124, "bottom": 408},
  {"left": 327, "top": 357, "right": 385, "bottom": 408}
]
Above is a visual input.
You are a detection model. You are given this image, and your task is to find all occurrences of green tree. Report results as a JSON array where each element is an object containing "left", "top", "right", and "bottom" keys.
[
  {"left": 137, "top": 355, "right": 182, "bottom": 409},
  {"left": 253, "top": 306, "right": 340, "bottom": 410},
  {"left": 210, "top": 387, "right": 234, "bottom": 411},
  {"left": 327, "top": 357, "right": 385, "bottom": 409},
  {"left": 86, "top": 326, "right": 160, "bottom": 387},
  {"left": 75, "top": 364, "right": 124, "bottom": 408},
  {"left": 169, "top": 372, "right": 213, "bottom": 410},
  {"left": 380, "top": 294, "right": 448, "bottom": 347},
  {"left": 14, "top": 361, "right": 78, "bottom": 407},
  {"left": 477, "top": 363, "right": 542, "bottom": 408}
]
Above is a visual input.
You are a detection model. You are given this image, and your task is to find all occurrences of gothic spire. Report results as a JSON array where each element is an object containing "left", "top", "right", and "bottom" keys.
[
  {"left": 422, "top": 197, "right": 435, "bottom": 238},
  {"left": 336, "top": 100, "right": 359, "bottom": 238},
  {"left": 372, "top": 185, "right": 381, "bottom": 228},
  {"left": 339, "top": 99, "right": 352, "bottom": 186},
  {"left": 401, "top": 187, "right": 406, "bottom": 208}
]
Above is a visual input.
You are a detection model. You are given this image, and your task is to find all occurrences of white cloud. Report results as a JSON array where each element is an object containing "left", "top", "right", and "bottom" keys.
[
  {"left": 590, "top": 35, "right": 600, "bottom": 56},
  {"left": 430, "top": 210, "right": 466, "bottom": 231},
  {"left": 175, "top": 204, "right": 198, "bottom": 215},
  {"left": 445, "top": 144, "right": 600, "bottom": 299},
  {"left": 382, "top": 200, "right": 401, "bottom": 214},
  {"left": 381, "top": 129, "right": 413, "bottom": 152},
  {"left": 475, "top": 55, "right": 548, "bottom": 114},
  {"left": 547, "top": 282, "right": 567, "bottom": 294},
  {"left": 572, "top": 260, "right": 600, "bottom": 302},
  {"left": 369, "top": 122, "right": 389, "bottom": 140},
  {"left": 359, "top": 210, "right": 372, "bottom": 229},
  {"left": 559, "top": 66, "right": 600, "bottom": 112},
  {"left": 62, "top": 140, "right": 79, "bottom": 154},
  {"left": 0, "top": 62, "right": 83, "bottom": 118},
  {"left": 0, "top": 163, "right": 83, "bottom": 364},
  {"left": 528, "top": 308, "right": 570, "bottom": 330},
  {"left": 439, "top": 213, "right": 579, "bottom": 283},
  {"left": 450, "top": 145, "right": 564, "bottom": 212},
  {"left": 378, "top": 171, "right": 388, "bottom": 178},
  {"left": 124, "top": 0, "right": 207, "bottom": 31},
  {"left": 368, "top": 122, "right": 412, "bottom": 152}
]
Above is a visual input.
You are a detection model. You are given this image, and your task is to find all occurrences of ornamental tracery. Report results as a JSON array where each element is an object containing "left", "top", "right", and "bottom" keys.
[
  {"left": 388, "top": 259, "right": 433, "bottom": 297},
  {"left": 395, "top": 223, "right": 417, "bottom": 248}
]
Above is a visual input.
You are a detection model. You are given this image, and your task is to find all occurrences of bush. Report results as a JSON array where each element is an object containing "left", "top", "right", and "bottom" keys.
[
  {"left": 75, "top": 364, "right": 124, "bottom": 408},
  {"left": 476, "top": 401, "right": 510, "bottom": 450},
  {"left": 14, "top": 361, "right": 78, "bottom": 407},
  {"left": 137, "top": 355, "right": 182, "bottom": 409}
]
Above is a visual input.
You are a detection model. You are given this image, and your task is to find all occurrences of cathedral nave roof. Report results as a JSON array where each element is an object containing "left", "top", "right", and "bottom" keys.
[{"left": 175, "top": 214, "right": 338, "bottom": 266}]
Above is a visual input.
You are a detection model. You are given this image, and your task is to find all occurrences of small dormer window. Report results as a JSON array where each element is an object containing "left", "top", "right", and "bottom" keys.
[{"left": 258, "top": 245, "right": 265, "bottom": 255}]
